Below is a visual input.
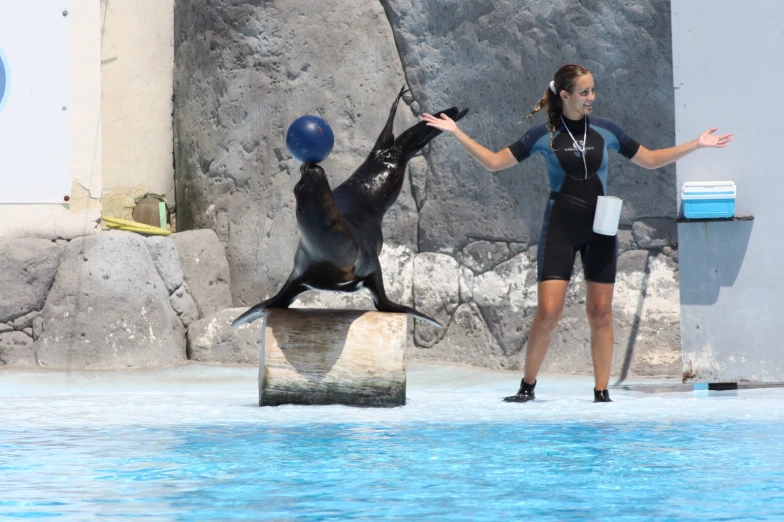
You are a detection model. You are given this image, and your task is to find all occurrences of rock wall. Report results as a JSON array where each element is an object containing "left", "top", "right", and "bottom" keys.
[
  {"left": 0, "top": 230, "right": 238, "bottom": 370},
  {"left": 171, "top": 0, "right": 681, "bottom": 375},
  {"left": 0, "top": 227, "right": 679, "bottom": 377}
]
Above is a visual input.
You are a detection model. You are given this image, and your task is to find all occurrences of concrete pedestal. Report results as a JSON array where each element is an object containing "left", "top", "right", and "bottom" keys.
[{"left": 259, "top": 309, "right": 407, "bottom": 407}]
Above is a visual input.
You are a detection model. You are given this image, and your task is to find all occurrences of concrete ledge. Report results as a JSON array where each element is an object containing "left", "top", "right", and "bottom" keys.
[
  {"left": 260, "top": 309, "right": 407, "bottom": 407},
  {"left": 0, "top": 206, "right": 101, "bottom": 240}
]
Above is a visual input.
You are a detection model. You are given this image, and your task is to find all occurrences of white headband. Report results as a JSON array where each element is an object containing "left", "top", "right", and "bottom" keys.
[{"left": 549, "top": 80, "right": 557, "bottom": 94}]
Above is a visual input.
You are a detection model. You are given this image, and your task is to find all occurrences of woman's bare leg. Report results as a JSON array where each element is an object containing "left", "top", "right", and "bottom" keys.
[
  {"left": 585, "top": 281, "right": 615, "bottom": 390},
  {"left": 522, "top": 280, "right": 570, "bottom": 385}
]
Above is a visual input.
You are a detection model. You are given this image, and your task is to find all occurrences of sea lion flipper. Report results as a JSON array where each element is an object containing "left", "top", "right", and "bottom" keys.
[
  {"left": 231, "top": 303, "right": 268, "bottom": 328},
  {"left": 231, "top": 277, "right": 307, "bottom": 328},
  {"left": 395, "top": 107, "right": 469, "bottom": 161},
  {"left": 391, "top": 304, "right": 442, "bottom": 328},
  {"left": 370, "top": 85, "right": 408, "bottom": 153},
  {"left": 364, "top": 270, "right": 442, "bottom": 328}
]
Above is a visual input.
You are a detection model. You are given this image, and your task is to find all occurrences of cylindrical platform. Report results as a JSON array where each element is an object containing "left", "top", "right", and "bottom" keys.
[{"left": 259, "top": 309, "right": 408, "bottom": 407}]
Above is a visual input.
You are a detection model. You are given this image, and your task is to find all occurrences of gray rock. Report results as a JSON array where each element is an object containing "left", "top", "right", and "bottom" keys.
[
  {"left": 0, "top": 331, "right": 36, "bottom": 367},
  {"left": 34, "top": 231, "right": 186, "bottom": 369},
  {"left": 617, "top": 249, "right": 650, "bottom": 274},
  {"left": 413, "top": 253, "right": 460, "bottom": 346},
  {"left": 472, "top": 252, "right": 535, "bottom": 356},
  {"left": 410, "top": 303, "right": 512, "bottom": 369},
  {"left": 379, "top": 244, "right": 416, "bottom": 307},
  {"left": 626, "top": 253, "right": 681, "bottom": 376},
  {"left": 0, "top": 238, "right": 62, "bottom": 323},
  {"left": 459, "top": 265, "right": 474, "bottom": 303},
  {"left": 170, "top": 229, "right": 233, "bottom": 317},
  {"left": 291, "top": 291, "right": 375, "bottom": 312},
  {"left": 459, "top": 240, "right": 510, "bottom": 273},
  {"left": 408, "top": 156, "right": 429, "bottom": 211},
  {"left": 381, "top": 168, "right": 420, "bottom": 251},
  {"left": 169, "top": 282, "right": 200, "bottom": 328},
  {"left": 145, "top": 236, "right": 184, "bottom": 293},
  {"left": 663, "top": 246, "right": 678, "bottom": 264},
  {"left": 187, "top": 308, "right": 265, "bottom": 364},
  {"left": 617, "top": 228, "right": 636, "bottom": 254},
  {"left": 32, "top": 316, "right": 43, "bottom": 341},
  {"left": 632, "top": 217, "right": 677, "bottom": 249},
  {"left": 13, "top": 311, "right": 41, "bottom": 331},
  {"left": 0, "top": 323, "right": 12, "bottom": 334},
  {"left": 510, "top": 242, "right": 528, "bottom": 255}
]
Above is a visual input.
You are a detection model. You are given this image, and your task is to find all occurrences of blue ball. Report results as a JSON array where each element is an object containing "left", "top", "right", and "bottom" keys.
[{"left": 285, "top": 115, "right": 334, "bottom": 163}]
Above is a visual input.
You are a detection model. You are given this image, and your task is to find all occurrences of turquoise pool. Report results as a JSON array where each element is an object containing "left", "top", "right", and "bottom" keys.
[{"left": 2, "top": 364, "right": 783, "bottom": 520}]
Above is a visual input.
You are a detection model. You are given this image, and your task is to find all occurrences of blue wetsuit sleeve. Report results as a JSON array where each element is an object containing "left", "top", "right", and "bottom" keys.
[
  {"left": 508, "top": 140, "right": 530, "bottom": 162},
  {"left": 619, "top": 136, "right": 641, "bottom": 159},
  {"left": 593, "top": 118, "right": 641, "bottom": 159},
  {"left": 507, "top": 124, "right": 549, "bottom": 163}
]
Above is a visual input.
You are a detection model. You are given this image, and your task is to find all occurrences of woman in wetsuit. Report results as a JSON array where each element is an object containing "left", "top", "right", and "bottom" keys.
[{"left": 423, "top": 63, "right": 732, "bottom": 403}]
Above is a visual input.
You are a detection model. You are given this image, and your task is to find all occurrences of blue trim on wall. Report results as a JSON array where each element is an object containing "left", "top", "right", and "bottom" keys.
[{"left": 0, "top": 48, "right": 9, "bottom": 112}]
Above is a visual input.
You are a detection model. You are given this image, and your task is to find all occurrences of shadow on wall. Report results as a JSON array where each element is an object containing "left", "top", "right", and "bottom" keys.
[
  {"left": 615, "top": 254, "right": 651, "bottom": 385},
  {"left": 677, "top": 219, "right": 754, "bottom": 306}
]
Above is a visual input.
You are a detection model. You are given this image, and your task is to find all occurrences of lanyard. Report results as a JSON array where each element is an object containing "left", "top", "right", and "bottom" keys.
[{"left": 561, "top": 114, "right": 588, "bottom": 180}]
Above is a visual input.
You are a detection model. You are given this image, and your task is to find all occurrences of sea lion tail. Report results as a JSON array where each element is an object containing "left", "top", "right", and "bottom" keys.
[
  {"left": 375, "top": 301, "right": 443, "bottom": 328},
  {"left": 404, "top": 308, "right": 443, "bottom": 328},
  {"left": 396, "top": 107, "right": 469, "bottom": 160},
  {"left": 365, "top": 270, "right": 444, "bottom": 328},
  {"left": 231, "top": 305, "right": 268, "bottom": 328}
]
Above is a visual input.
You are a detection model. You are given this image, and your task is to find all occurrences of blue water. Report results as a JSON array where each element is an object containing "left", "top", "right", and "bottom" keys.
[{"left": 2, "top": 421, "right": 783, "bottom": 521}]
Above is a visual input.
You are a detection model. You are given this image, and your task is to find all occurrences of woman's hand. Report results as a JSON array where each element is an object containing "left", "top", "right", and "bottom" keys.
[
  {"left": 423, "top": 112, "right": 459, "bottom": 134},
  {"left": 698, "top": 128, "right": 733, "bottom": 148}
]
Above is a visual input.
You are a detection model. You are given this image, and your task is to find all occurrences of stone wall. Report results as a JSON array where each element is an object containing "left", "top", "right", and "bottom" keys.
[
  {"left": 0, "top": 227, "right": 679, "bottom": 378},
  {"left": 0, "top": 230, "right": 246, "bottom": 369}
]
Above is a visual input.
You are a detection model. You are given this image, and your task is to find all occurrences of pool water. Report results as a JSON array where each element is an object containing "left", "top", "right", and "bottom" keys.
[
  {"left": 2, "top": 364, "right": 784, "bottom": 520},
  {"left": 2, "top": 421, "right": 784, "bottom": 520}
]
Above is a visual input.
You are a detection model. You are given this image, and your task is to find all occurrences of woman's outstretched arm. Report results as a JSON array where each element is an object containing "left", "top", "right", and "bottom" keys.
[
  {"left": 631, "top": 128, "right": 733, "bottom": 169},
  {"left": 423, "top": 112, "right": 518, "bottom": 172}
]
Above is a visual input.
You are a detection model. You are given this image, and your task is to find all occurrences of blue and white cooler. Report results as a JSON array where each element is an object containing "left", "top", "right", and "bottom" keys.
[{"left": 681, "top": 181, "right": 736, "bottom": 219}]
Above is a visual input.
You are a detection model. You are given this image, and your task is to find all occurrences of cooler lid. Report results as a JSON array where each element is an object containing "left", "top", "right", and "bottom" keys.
[
  {"left": 682, "top": 181, "right": 736, "bottom": 196},
  {"left": 682, "top": 181, "right": 735, "bottom": 187}
]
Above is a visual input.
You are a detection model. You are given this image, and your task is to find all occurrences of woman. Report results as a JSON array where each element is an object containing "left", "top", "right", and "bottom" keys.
[{"left": 423, "top": 63, "right": 732, "bottom": 403}]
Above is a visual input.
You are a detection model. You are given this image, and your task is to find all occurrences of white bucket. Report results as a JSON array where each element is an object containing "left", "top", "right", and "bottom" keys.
[{"left": 593, "top": 196, "right": 623, "bottom": 236}]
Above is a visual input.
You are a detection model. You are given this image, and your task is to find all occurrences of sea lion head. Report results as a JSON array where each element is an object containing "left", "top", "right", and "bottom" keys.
[
  {"left": 294, "top": 163, "right": 329, "bottom": 197},
  {"left": 294, "top": 163, "right": 339, "bottom": 225}
]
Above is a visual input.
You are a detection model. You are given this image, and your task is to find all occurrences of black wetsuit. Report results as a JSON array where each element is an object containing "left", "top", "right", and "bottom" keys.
[{"left": 508, "top": 116, "right": 640, "bottom": 283}]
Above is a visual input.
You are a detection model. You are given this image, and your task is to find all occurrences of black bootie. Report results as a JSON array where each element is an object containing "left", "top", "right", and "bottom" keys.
[
  {"left": 593, "top": 389, "right": 612, "bottom": 403},
  {"left": 503, "top": 379, "right": 536, "bottom": 403}
]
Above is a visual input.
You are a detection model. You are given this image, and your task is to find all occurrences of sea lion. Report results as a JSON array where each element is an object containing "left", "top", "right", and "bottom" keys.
[{"left": 232, "top": 87, "right": 468, "bottom": 328}]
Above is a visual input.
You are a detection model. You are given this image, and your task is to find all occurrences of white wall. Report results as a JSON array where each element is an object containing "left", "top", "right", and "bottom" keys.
[
  {"left": 0, "top": 2, "right": 70, "bottom": 204},
  {"left": 0, "top": 0, "right": 176, "bottom": 239},
  {"left": 0, "top": 0, "right": 102, "bottom": 239},
  {"left": 100, "top": 0, "right": 174, "bottom": 219},
  {"left": 673, "top": 0, "right": 784, "bottom": 381}
]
